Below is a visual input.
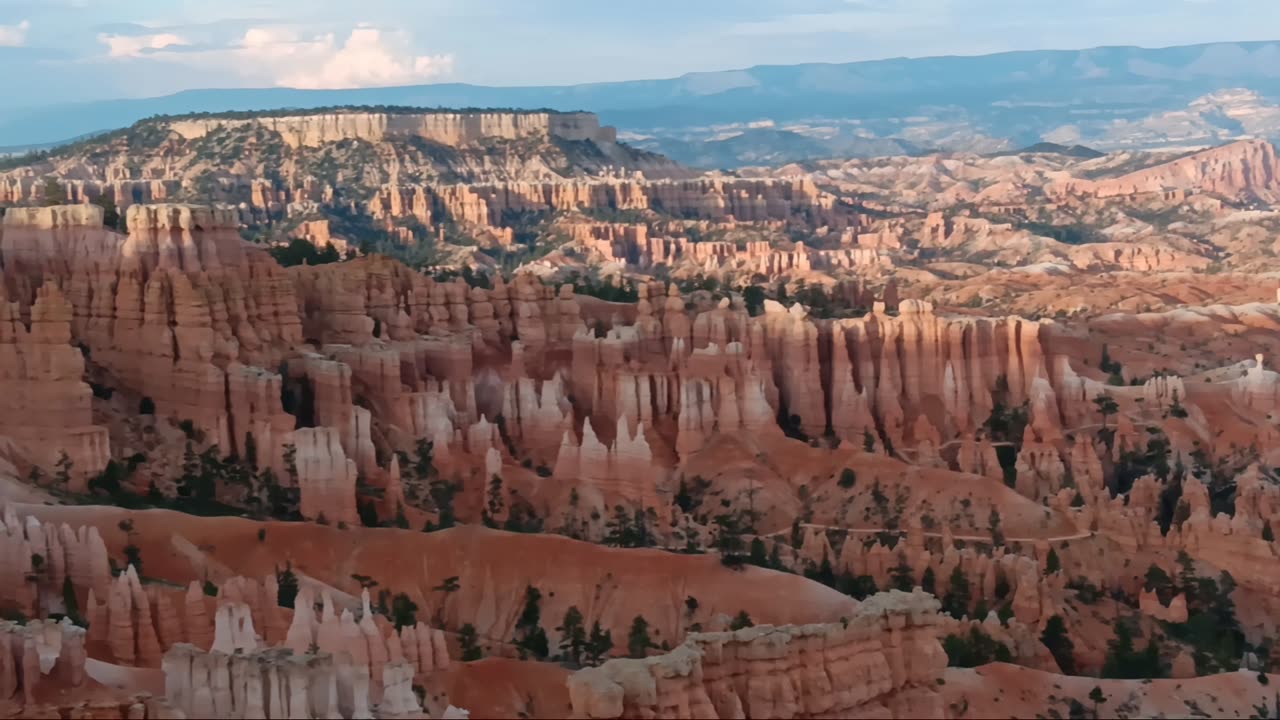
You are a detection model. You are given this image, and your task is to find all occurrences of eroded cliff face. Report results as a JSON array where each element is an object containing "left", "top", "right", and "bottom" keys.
[
  {"left": 1052, "top": 139, "right": 1280, "bottom": 202},
  {"left": 389, "top": 177, "right": 837, "bottom": 229},
  {"left": 0, "top": 203, "right": 1169, "bottom": 529},
  {"left": 167, "top": 111, "right": 616, "bottom": 149},
  {"left": 567, "top": 590, "right": 947, "bottom": 719}
]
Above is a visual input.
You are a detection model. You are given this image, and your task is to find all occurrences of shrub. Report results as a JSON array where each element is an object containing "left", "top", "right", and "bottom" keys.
[{"left": 729, "top": 611, "right": 754, "bottom": 630}]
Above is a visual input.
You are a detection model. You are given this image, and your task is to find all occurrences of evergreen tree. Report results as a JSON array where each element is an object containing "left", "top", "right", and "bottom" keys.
[
  {"left": 62, "top": 576, "right": 82, "bottom": 625},
  {"left": 988, "top": 507, "right": 1004, "bottom": 546},
  {"left": 276, "top": 564, "right": 299, "bottom": 608},
  {"left": 459, "top": 624, "right": 483, "bottom": 661},
  {"left": 748, "top": 537, "right": 769, "bottom": 567},
  {"left": 627, "top": 616, "right": 655, "bottom": 658},
  {"left": 921, "top": 566, "right": 937, "bottom": 596},
  {"left": 743, "top": 285, "right": 766, "bottom": 317},
  {"left": 243, "top": 432, "right": 258, "bottom": 470},
  {"left": 586, "top": 621, "right": 613, "bottom": 666},
  {"left": 282, "top": 443, "right": 299, "bottom": 485},
  {"left": 942, "top": 565, "right": 972, "bottom": 618},
  {"left": 1101, "top": 618, "right": 1164, "bottom": 679},
  {"left": 674, "top": 478, "right": 693, "bottom": 514},
  {"left": 1094, "top": 393, "right": 1119, "bottom": 429},
  {"left": 1046, "top": 548, "right": 1061, "bottom": 575},
  {"left": 1088, "top": 687, "right": 1107, "bottom": 717},
  {"left": 513, "top": 585, "right": 549, "bottom": 660},
  {"left": 604, "top": 505, "right": 633, "bottom": 547},
  {"left": 557, "top": 606, "right": 588, "bottom": 666},
  {"left": 942, "top": 627, "right": 1013, "bottom": 667},
  {"left": 839, "top": 468, "right": 857, "bottom": 489},
  {"left": 123, "top": 545, "right": 143, "bottom": 575},
  {"left": 483, "top": 475, "right": 505, "bottom": 528},
  {"left": 767, "top": 541, "right": 783, "bottom": 570},
  {"left": 890, "top": 555, "right": 915, "bottom": 591},
  {"left": 1041, "top": 615, "right": 1076, "bottom": 674},
  {"left": 729, "top": 610, "right": 754, "bottom": 630},
  {"left": 42, "top": 178, "right": 66, "bottom": 206},
  {"left": 714, "top": 511, "right": 748, "bottom": 566},
  {"left": 94, "top": 194, "right": 121, "bottom": 230},
  {"left": 358, "top": 500, "right": 380, "bottom": 528},
  {"left": 390, "top": 593, "right": 418, "bottom": 629}
]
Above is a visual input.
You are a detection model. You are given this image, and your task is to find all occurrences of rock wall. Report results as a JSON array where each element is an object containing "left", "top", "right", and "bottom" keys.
[
  {"left": 164, "top": 584, "right": 459, "bottom": 719},
  {"left": 0, "top": 618, "right": 88, "bottom": 707},
  {"left": 397, "top": 177, "right": 837, "bottom": 229},
  {"left": 1053, "top": 139, "right": 1280, "bottom": 201},
  {"left": 0, "top": 283, "right": 110, "bottom": 483},
  {"left": 166, "top": 111, "right": 614, "bottom": 149},
  {"left": 574, "top": 225, "right": 890, "bottom": 277},
  {"left": 0, "top": 505, "right": 111, "bottom": 619},
  {"left": 566, "top": 590, "right": 947, "bottom": 719},
  {"left": 789, "top": 518, "right": 1060, "bottom": 628}
]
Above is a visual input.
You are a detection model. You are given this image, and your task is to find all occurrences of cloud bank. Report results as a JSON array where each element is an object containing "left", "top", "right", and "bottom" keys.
[{"left": 97, "top": 24, "right": 454, "bottom": 89}]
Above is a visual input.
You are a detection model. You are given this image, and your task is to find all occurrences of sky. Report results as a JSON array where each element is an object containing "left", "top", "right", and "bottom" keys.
[{"left": 1, "top": 0, "right": 1279, "bottom": 107}]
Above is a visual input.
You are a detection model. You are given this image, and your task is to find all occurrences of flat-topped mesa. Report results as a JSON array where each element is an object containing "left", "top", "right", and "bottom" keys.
[
  {"left": 164, "top": 110, "right": 617, "bottom": 149},
  {"left": 567, "top": 590, "right": 947, "bottom": 720}
]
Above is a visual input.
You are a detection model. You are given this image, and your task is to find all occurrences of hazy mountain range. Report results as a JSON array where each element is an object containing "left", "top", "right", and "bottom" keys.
[{"left": 3, "top": 41, "right": 1280, "bottom": 168}]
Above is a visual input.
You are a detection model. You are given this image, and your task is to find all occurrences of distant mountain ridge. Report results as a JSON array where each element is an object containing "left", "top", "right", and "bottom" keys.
[
  {"left": 988, "top": 143, "right": 1106, "bottom": 159},
  {"left": 3, "top": 41, "right": 1280, "bottom": 166}
]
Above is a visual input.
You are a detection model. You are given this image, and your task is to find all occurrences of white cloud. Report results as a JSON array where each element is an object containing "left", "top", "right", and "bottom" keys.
[
  {"left": 277, "top": 27, "right": 454, "bottom": 89},
  {"left": 0, "top": 20, "right": 31, "bottom": 47},
  {"left": 98, "top": 32, "right": 190, "bottom": 58},
  {"left": 97, "top": 24, "right": 454, "bottom": 90}
]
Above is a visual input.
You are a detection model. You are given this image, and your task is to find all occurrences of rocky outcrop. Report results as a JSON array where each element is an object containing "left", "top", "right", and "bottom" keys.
[
  {"left": 293, "top": 427, "right": 360, "bottom": 526},
  {"left": 0, "top": 203, "right": 303, "bottom": 463},
  {"left": 0, "top": 506, "right": 111, "bottom": 619},
  {"left": 1054, "top": 140, "right": 1279, "bottom": 201},
  {"left": 1138, "top": 590, "right": 1189, "bottom": 624},
  {"left": 164, "top": 585, "right": 459, "bottom": 718},
  {"left": 575, "top": 225, "right": 889, "bottom": 278},
  {"left": 566, "top": 590, "right": 946, "bottom": 719},
  {"left": 413, "top": 177, "right": 837, "bottom": 230},
  {"left": 167, "top": 111, "right": 616, "bottom": 149},
  {"left": 0, "top": 618, "right": 88, "bottom": 706},
  {"left": 164, "top": 643, "right": 359, "bottom": 719},
  {"left": 0, "top": 283, "right": 110, "bottom": 485}
]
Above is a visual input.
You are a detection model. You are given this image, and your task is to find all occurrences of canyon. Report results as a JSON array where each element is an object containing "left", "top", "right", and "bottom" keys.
[{"left": 0, "top": 107, "right": 1277, "bottom": 718}]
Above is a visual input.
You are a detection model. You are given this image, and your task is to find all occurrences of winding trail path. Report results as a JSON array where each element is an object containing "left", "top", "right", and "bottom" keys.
[{"left": 763, "top": 521, "right": 1095, "bottom": 545}]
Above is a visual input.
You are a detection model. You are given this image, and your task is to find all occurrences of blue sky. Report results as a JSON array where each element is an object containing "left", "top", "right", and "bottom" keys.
[{"left": 1, "top": 0, "right": 1279, "bottom": 106}]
